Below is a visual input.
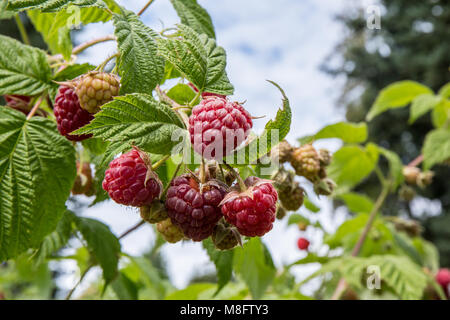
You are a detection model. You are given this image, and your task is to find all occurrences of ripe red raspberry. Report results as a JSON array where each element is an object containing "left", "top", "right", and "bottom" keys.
[
  {"left": 220, "top": 177, "right": 277, "bottom": 237},
  {"left": 436, "top": 268, "right": 450, "bottom": 298},
  {"left": 188, "top": 82, "right": 226, "bottom": 99},
  {"left": 297, "top": 237, "right": 310, "bottom": 250},
  {"left": 102, "top": 148, "right": 162, "bottom": 207},
  {"left": 189, "top": 97, "right": 253, "bottom": 159},
  {"left": 54, "top": 86, "right": 93, "bottom": 141},
  {"left": 165, "top": 174, "right": 227, "bottom": 241}
]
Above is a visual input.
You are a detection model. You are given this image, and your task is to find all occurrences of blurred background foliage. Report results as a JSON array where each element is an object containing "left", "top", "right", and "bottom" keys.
[{"left": 321, "top": 0, "right": 450, "bottom": 266}]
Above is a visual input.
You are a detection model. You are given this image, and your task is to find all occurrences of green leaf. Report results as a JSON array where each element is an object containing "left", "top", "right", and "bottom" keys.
[
  {"left": 53, "top": 63, "right": 95, "bottom": 81},
  {"left": 338, "top": 192, "right": 374, "bottom": 213},
  {"left": 0, "top": 35, "right": 53, "bottom": 95},
  {"left": 7, "top": 0, "right": 105, "bottom": 12},
  {"left": 422, "top": 128, "right": 450, "bottom": 170},
  {"left": 203, "top": 239, "right": 234, "bottom": 295},
  {"left": 233, "top": 238, "right": 276, "bottom": 299},
  {"left": 288, "top": 253, "right": 330, "bottom": 267},
  {"left": 33, "top": 210, "right": 73, "bottom": 265},
  {"left": 366, "top": 81, "right": 433, "bottom": 121},
  {"left": 157, "top": 24, "right": 233, "bottom": 95},
  {"left": 166, "top": 83, "right": 197, "bottom": 105},
  {"left": 307, "top": 255, "right": 428, "bottom": 300},
  {"left": 0, "top": 108, "right": 76, "bottom": 260},
  {"left": 408, "top": 94, "right": 442, "bottom": 124},
  {"left": 161, "top": 61, "right": 181, "bottom": 84},
  {"left": 169, "top": 0, "right": 215, "bottom": 39},
  {"left": 431, "top": 99, "right": 450, "bottom": 128},
  {"left": 72, "top": 215, "right": 121, "bottom": 285},
  {"left": 303, "top": 197, "right": 320, "bottom": 213},
  {"left": 114, "top": 9, "right": 164, "bottom": 95},
  {"left": 327, "top": 144, "right": 379, "bottom": 192},
  {"left": 165, "top": 283, "right": 216, "bottom": 300},
  {"left": 438, "top": 83, "right": 450, "bottom": 99},
  {"left": 27, "top": 2, "right": 117, "bottom": 59},
  {"left": 377, "top": 146, "right": 404, "bottom": 190},
  {"left": 0, "top": 0, "right": 14, "bottom": 19},
  {"left": 73, "top": 93, "right": 185, "bottom": 155},
  {"left": 111, "top": 272, "right": 138, "bottom": 300},
  {"left": 302, "top": 122, "right": 368, "bottom": 144},
  {"left": 229, "top": 81, "right": 291, "bottom": 165}
]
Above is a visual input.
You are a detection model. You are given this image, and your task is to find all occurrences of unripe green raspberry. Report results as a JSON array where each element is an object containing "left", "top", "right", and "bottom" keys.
[
  {"left": 211, "top": 222, "right": 240, "bottom": 250},
  {"left": 291, "top": 144, "right": 321, "bottom": 182},
  {"left": 156, "top": 218, "right": 184, "bottom": 243},
  {"left": 271, "top": 168, "right": 295, "bottom": 193},
  {"left": 276, "top": 205, "right": 287, "bottom": 220},
  {"left": 398, "top": 185, "right": 416, "bottom": 202},
  {"left": 318, "top": 149, "right": 332, "bottom": 166},
  {"left": 402, "top": 166, "right": 420, "bottom": 185},
  {"left": 313, "top": 178, "right": 336, "bottom": 196},
  {"left": 271, "top": 140, "right": 293, "bottom": 164},
  {"left": 140, "top": 201, "right": 168, "bottom": 224},
  {"left": 297, "top": 222, "right": 308, "bottom": 231},
  {"left": 279, "top": 182, "right": 305, "bottom": 211},
  {"left": 75, "top": 72, "right": 120, "bottom": 113}
]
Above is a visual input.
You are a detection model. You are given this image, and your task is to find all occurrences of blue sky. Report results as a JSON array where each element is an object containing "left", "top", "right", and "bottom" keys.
[{"left": 66, "top": 0, "right": 355, "bottom": 295}]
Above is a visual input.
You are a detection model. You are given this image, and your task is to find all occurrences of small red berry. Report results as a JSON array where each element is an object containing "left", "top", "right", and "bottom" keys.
[
  {"left": 54, "top": 86, "right": 93, "bottom": 141},
  {"left": 220, "top": 177, "right": 277, "bottom": 237},
  {"left": 188, "top": 82, "right": 226, "bottom": 99},
  {"left": 189, "top": 97, "right": 253, "bottom": 159},
  {"left": 436, "top": 268, "right": 450, "bottom": 298},
  {"left": 165, "top": 174, "right": 226, "bottom": 241},
  {"left": 297, "top": 237, "right": 310, "bottom": 250},
  {"left": 102, "top": 148, "right": 162, "bottom": 207}
]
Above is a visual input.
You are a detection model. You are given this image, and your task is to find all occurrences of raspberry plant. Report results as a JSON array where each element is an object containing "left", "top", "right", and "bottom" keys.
[{"left": 0, "top": 0, "right": 449, "bottom": 300}]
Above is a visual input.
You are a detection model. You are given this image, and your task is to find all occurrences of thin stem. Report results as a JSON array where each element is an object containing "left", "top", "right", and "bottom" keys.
[
  {"left": 65, "top": 264, "right": 93, "bottom": 300},
  {"left": 96, "top": 53, "right": 119, "bottom": 72},
  {"left": 14, "top": 14, "right": 30, "bottom": 45},
  {"left": 72, "top": 35, "right": 116, "bottom": 55},
  {"left": 374, "top": 165, "right": 386, "bottom": 186},
  {"left": 162, "top": 162, "right": 183, "bottom": 198},
  {"left": 222, "top": 161, "right": 246, "bottom": 191},
  {"left": 118, "top": 220, "right": 146, "bottom": 240},
  {"left": 152, "top": 155, "right": 170, "bottom": 170},
  {"left": 156, "top": 85, "right": 190, "bottom": 127},
  {"left": 407, "top": 154, "right": 424, "bottom": 168},
  {"left": 189, "top": 90, "right": 201, "bottom": 107},
  {"left": 330, "top": 180, "right": 392, "bottom": 300},
  {"left": 137, "top": 0, "right": 155, "bottom": 16},
  {"left": 26, "top": 95, "right": 46, "bottom": 120}
]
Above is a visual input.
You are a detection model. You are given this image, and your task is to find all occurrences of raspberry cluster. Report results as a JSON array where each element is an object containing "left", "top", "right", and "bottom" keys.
[{"left": 53, "top": 72, "right": 119, "bottom": 142}]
